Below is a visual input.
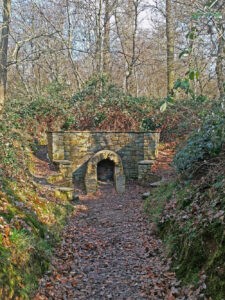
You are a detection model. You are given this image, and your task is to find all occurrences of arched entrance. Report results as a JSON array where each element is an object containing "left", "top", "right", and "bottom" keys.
[
  {"left": 85, "top": 150, "right": 125, "bottom": 194},
  {"left": 97, "top": 159, "right": 115, "bottom": 182}
]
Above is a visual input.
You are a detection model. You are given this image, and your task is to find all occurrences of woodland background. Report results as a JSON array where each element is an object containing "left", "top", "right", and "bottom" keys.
[{"left": 0, "top": 0, "right": 225, "bottom": 299}]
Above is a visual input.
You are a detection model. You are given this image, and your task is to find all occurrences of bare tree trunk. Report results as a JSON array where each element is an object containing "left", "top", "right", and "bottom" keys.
[
  {"left": 166, "top": 0, "right": 175, "bottom": 95},
  {"left": 95, "top": 0, "right": 103, "bottom": 75},
  {"left": 216, "top": 34, "right": 225, "bottom": 99},
  {"left": 102, "top": 0, "right": 111, "bottom": 77},
  {"left": 125, "top": 0, "right": 138, "bottom": 93},
  {"left": 115, "top": 0, "right": 139, "bottom": 94},
  {"left": 0, "top": 0, "right": 11, "bottom": 114},
  {"left": 215, "top": 8, "right": 225, "bottom": 100},
  {"left": 65, "top": 0, "right": 82, "bottom": 90}
]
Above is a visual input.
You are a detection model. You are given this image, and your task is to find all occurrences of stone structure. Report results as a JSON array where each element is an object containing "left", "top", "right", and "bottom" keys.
[
  {"left": 85, "top": 150, "right": 125, "bottom": 194},
  {"left": 138, "top": 160, "right": 161, "bottom": 186},
  {"left": 47, "top": 131, "right": 160, "bottom": 193}
]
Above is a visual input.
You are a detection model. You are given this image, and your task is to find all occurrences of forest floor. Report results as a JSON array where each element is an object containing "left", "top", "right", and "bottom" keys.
[
  {"left": 34, "top": 182, "right": 181, "bottom": 300},
  {"left": 33, "top": 144, "right": 202, "bottom": 300}
]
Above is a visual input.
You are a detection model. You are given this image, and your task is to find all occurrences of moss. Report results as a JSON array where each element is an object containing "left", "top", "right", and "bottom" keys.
[
  {"left": 174, "top": 236, "right": 206, "bottom": 283},
  {"left": 0, "top": 179, "right": 74, "bottom": 299},
  {"left": 144, "top": 182, "right": 176, "bottom": 223},
  {"left": 47, "top": 174, "right": 65, "bottom": 184},
  {"left": 146, "top": 177, "right": 225, "bottom": 298},
  {"left": 206, "top": 260, "right": 225, "bottom": 300},
  {"left": 24, "top": 213, "right": 47, "bottom": 237},
  {"left": 54, "top": 188, "right": 73, "bottom": 202}
]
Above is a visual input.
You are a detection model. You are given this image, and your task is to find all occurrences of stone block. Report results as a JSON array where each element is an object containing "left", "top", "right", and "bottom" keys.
[
  {"left": 72, "top": 193, "right": 80, "bottom": 202},
  {"left": 115, "top": 175, "right": 125, "bottom": 193},
  {"left": 142, "top": 192, "right": 150, "bottom": 199},
  {"left": 85, "top": 179, "right": 98, "bottom": 194},
  {"left": 47, "top": 174, "right": 64, "bottom": 184},
  {"left": 54, "top": 187, "right": 74, "bottom": 201},
  {"left": 138, "top": 160, "right": 160, "bottom": 185},
  {"left": 138, "top": 160, "right": 155, "bottom": 165},
  {"left": 59, "top": 179, "right": 73, "bottom": 188},
  {"left": 48, "top": 131, "right": 160, "bottom": 192}
]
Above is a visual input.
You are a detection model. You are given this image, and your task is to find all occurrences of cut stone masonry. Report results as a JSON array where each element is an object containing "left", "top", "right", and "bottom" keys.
[{"left": 47, "top": 131, "right": 160, "bottom": 193}]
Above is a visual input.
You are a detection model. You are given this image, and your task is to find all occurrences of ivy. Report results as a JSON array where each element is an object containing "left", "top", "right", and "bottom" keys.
[{"left": 173, "top": 108, "right": 225, "bottom": 175}]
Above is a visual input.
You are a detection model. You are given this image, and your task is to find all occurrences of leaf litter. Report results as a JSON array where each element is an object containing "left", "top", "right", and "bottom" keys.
[{"left": 34, "top": 143, "right": 208, "bottom": 299}]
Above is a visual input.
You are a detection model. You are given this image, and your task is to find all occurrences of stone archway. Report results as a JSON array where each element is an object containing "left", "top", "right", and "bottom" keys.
[{"left": 85, "top": 150, "right": 125, "bottom": 194}]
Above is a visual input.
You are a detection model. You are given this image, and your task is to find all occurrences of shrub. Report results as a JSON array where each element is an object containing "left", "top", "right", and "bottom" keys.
[
  {"left": 69, "top": 75, "right": 157, "bottom": 131},
  {"left": 173, "top": 106, "right": 225, "bottom": 175}
]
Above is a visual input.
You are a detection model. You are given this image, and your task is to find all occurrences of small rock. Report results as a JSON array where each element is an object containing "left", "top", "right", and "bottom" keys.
[
  {"left": 171, "top": 286, "right": 180, "bottom": 296},
  {"left": 150, "top": 222, "right": 158, "bottom": 235},
  {"left": 150, "top": 181, "right": 163, "bottom": 187},
  {"left": 142, "top": 192, "right": 150, "bottom": 199},
  {"left": 73, "top": 193, "right": 80, "bottom": 202}
]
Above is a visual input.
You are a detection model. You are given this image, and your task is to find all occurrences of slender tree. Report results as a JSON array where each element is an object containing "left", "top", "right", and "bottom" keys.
[
  {"left": 0, "top": 0, "right": 11, "bottom": 114},
  {"left": 115, "top": 0, "right": 140, "bottom": 94},
  {"left": 166, "top": 0, "right": 175, "bottom": 95},
  {"left": 95, "top": 0, "right": 103, "bottom": 74},
  {"left": 102, "top": 0, "right": 111, "bottom": 76},
  {"left": 215, "top": 1, "right": 225, "bottom": 99}
]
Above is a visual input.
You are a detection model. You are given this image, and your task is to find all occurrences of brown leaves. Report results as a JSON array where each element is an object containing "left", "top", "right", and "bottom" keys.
[
  {"left": 34, "top": 183, "right": 187, "bottom": 299},
  {"left": 2, "top": 225, "right": 11, "bottom": 247},
  {"left": 97, "top": 109, "right": 138, "bottom": 131}
]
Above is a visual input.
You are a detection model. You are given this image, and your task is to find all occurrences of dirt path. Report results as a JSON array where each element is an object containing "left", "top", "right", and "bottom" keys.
[{"left": 34, "top": 182, "right": 182, "bottom": 300}]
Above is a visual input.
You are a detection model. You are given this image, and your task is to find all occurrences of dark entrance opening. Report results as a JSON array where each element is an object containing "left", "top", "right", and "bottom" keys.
[{"left": 97, "top": 159, "right": 115, "bottom": 182}]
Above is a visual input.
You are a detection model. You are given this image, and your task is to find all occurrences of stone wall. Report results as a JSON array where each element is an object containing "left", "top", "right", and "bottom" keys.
[
  {"left": 47, "top": 131, "right": 160, "bottom": 182},
  {"left": 85, "top": 150, "right": 125, "bottom": 194}
]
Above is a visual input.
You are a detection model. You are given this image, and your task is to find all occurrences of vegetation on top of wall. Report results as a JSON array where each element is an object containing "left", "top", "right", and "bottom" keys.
[
  {"left": 5, "top": 77, "right": 161, "bottom": 133},
  {"left": 53, "top": 76, "right": 215, "bottom": 136},
  {"left": 5, "top": 76, "right": 215, "bottom": 140},
  {"left": 69, "top": 76, "right": 157, "bottom": 131}
]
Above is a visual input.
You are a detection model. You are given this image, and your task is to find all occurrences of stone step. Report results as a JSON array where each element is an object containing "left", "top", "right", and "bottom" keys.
[
  {"left": 52, "top": 160, "right": 73, "bottom": 178},
  {"left": 47, "top": 174, "right": 73, "bottom": 187},
  {"left": 54, "top": 187, "right": 74, "bottom": 201},
  {"left": 53, "top": 160, "right": 72, "bottom": 165},
  {"left": 47, "top": 174, "right": 65, "bottom": 184}
]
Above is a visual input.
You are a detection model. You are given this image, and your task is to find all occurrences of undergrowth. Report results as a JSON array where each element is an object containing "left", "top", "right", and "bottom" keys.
[
  {"left": 173, "top": 105, "right": 225, "bottom": 175},
  {"left": 145, "top": 104, "right": 225, "bottom": 299},
  {"left": 146, "top": 177, "right": 225, "bottom": 298},
  {"left": 0, "top": 87, "right": 74, "bottom": 298},
  {"left": 0, "top": 176, "right": 74, "bottom": 298},
  {"left": 0, "top": 171, "right": 74, "bottom": 299}
]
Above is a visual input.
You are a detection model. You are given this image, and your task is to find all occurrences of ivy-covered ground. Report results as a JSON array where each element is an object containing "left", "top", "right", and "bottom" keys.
[
  {"left": 0, "top": 141, "right": 74, "bottom": 299},
  {"left": 145, "top": 104, "right": 225, "bottom": 299}
]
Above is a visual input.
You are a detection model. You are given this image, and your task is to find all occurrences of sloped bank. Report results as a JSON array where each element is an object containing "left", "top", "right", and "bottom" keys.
[
  {"left": 145, "top": 175, "right": 225, "bottom": 299},
  {"left": 145, "top": 111, "right": 225, "bottom": 299},
  {"left": 0, "top": 122, "right": 74, "bottom": 299},
  {"left": 0, "top": 177, "right": 74, "bottom": 299}
]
